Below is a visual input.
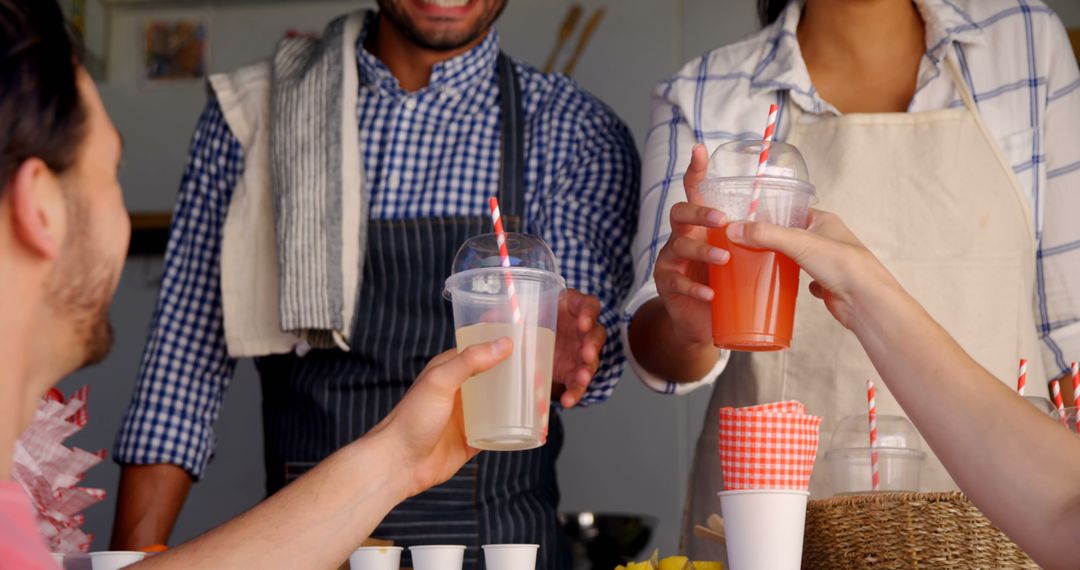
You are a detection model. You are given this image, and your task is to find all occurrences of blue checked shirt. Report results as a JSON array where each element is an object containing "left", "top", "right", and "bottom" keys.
[
  {"left": 115, "top": 19, "right": 640, "bottom": 478},
  {"left": 624, "top": 0, "right": 1080, "bottom": 394}
]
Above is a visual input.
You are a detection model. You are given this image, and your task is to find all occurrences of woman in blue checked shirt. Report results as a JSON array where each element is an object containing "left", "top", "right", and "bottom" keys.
[{"left": 622, "top": 0, "right": 1080, "bottom": 560}]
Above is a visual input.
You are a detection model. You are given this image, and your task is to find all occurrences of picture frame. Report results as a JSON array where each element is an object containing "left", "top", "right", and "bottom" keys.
[{"left": 143, "top": 19, "right": 209, "bottom": 83}]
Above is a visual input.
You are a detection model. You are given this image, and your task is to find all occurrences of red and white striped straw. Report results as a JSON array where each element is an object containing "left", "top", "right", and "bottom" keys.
[
  {"left": 1071, "top": 362, "right": 1079, "bottom": 435},
  {"left": 1052, "top": 379, "right": 1067, "bottom": 426},
  {"left": 867, "top": 379, "right": 880, "bottom": 492},
  {"left": 1016, "top": 358, "right": 1028, "bottom": 396},
  {"left": 1071, "top": 362, "right": 1079, "bottom": 410},
  {"left": 489, "top": 197, "right": 521, "bottom": 324},
  {"left": 746, "top": 104, "right": 779, "bottom": 222}
]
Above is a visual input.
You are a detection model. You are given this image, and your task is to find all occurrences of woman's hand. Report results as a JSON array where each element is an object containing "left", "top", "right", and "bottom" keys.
[
  {"left": 725, "top": 209, "right": 899, "bottom": 330},
  {"left": 372, "top": 339, "right": 512, "bottom": 498},
  {"left": 652, "top": 144, "right": 730, "bottom": 345}
]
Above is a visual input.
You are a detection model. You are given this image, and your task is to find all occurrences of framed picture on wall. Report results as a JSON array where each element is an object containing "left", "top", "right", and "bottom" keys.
[{"left": 143, "top": 19, "right": 208, "bottom": 83}]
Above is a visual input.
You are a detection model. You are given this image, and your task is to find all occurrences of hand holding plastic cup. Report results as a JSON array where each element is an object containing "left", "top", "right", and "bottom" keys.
[
  {"left": 444, "top": 233, "right": 565, "bottom": 451},
  {"left": 349, "top": 546, "right": 403, "bottom": 570},
  {"left": 700, "top": 140, "right": 816, "bottom": 351},
  {"left": 482, "top": 544, "right": 539, "bottom": 570}
]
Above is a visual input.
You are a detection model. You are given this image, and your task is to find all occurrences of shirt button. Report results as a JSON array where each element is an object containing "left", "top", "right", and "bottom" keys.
[
  {"left": 389, "top": 172, "right": 401, "bottom": 188},
  {"left": 403, "top": 98, "right": 417, "bottom": 111}
]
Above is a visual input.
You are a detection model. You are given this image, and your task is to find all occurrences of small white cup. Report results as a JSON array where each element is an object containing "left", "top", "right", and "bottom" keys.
[
  {"left": 481, "top": 544, "right": 539, "bottom": 570},
  {"left": 409, "top": 545, "right": 467, "bottom": 570},
  {"left": 63, "top": 552, "right": 91, "bottom": 570},
  {"left": 349, "top": 546, "right": 403, "bottom": 570},
  {"left": 89, "top": 552, "right": 146, "bottom": 570},
  {"left": 718, "top": 490, "right": 809, "bottom": 570},
  {"left": 51, "top": 553, "right": 64, "bottom": 566}
]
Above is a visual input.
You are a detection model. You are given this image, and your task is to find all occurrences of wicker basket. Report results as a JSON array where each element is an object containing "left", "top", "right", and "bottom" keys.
[{"left": 802, "top": 492, "right": 1038, "bottom": 569}]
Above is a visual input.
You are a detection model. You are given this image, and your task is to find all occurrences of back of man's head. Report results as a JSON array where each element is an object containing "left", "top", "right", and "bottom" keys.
[
  {"left": 0, "top": 0, "right": 129, "bottom": 396},
  {"left": 0, "top": 0, "right": 86, "bottom": 189}
]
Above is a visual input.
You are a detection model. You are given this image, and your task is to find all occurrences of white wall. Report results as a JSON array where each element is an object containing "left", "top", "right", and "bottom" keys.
[{"left": 62, "top": 0, "right": 1080, "bottom": 558}]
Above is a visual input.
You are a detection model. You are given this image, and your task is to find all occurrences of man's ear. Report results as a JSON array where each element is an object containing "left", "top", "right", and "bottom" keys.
[{"left": 7, "top": 158, "right": 63, "bottom": 260}]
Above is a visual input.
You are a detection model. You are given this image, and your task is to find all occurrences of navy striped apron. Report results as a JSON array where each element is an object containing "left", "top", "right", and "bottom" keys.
[{"left": 256, "top": 54, "right": 569, "bottom": 570}]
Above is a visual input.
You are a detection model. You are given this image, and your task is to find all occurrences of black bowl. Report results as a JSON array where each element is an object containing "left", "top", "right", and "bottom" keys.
[{"left": 560, "top": 512, "right": 657, "bottom": 570}]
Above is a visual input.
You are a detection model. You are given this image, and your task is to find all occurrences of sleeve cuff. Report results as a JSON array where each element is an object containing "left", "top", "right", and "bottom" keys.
[
  {"left": 1042, "top": 320, "right": 1080, "bottom": 379},
  {"left": 619, "top": 281, "right": 729, "bottom": 395},
  {"left": 113, "top": 410, "right": 216, "bottom": 481}
]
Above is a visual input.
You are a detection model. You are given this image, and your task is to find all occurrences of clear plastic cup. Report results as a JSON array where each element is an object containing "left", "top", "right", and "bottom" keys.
[
  {"left": 700, "top": 140, "right": 816, "bottom": 351},
  {"left": 482, "top": 544, "right": 540, "bottom": 570},
  {"left": 1051, "top": 407, "right": 1080, "bottom": 434},
  {"left": 409, "top": 545, "right": 466, "bottom": 570},
  {"left": 718, "top": 490, "right": 809, "bottom": 570},
  {"left": 445, "top": 233, "right": 565, "bottom": 451},
  {"left": 349, "top": 546, "right": 403, "bottom": 570},
  {"left": 89, "top": 552, "right": 146, "bottom": 570},
  {"left": 825, "top": 448, "right": 925, "bottom": 494},
  {"left": 825, "top": 414, "right": 927, "bottom": 495}
]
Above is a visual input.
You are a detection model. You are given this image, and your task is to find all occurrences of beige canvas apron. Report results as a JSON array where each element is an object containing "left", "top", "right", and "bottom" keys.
[{"left": 684, "top": 54, "right": 1049, "bottom": 559}]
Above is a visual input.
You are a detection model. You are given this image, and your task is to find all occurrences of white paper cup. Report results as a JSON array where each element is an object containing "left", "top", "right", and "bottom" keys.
[
  {"left": 349, "top": 546, "right": 403, "bottom": 570},
  {"left": 719, "top": 490, "right": 809, "bottom": 570},
  {"left": 409, "top": 545, "right": 466, "bottom": 570},
  {"left": 89, "top": 552, "right": 146, "bottom": 570},
  {"left": 481, "top": 544, "right": 539, "bottom": 570},
  {"left": 63, "top": 552, "right": 92, "bottom": 570},
  {"left": 51, "top": 553, "right": 64, "bottom": 566}
]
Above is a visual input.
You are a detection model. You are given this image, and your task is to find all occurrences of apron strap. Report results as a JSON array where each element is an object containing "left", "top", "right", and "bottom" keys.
[
  {"left": 496, "top": 52, "right": 527, "bottom": 223},
  {"left": 942, "top": 46, "right": 1037, "bottom": 242}
]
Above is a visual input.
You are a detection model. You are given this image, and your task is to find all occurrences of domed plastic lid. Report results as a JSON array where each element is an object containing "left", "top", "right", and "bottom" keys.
[
  {"left": 450, "top": 232, "right": 560, "bottom": 275},
  {"left": 706, "top": 140, "right": 812, "bottom": 183},
  {"left": 828, "top": 414, "right": 923, "bottom": 452}
]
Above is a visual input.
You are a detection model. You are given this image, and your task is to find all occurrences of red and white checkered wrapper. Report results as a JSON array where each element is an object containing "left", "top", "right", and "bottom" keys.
[
  {"left": 11, "top": 386, "right": 105, "bottom": 554},
  {"left": 718, "top": 400, "right": 822, "bottom": 491}
]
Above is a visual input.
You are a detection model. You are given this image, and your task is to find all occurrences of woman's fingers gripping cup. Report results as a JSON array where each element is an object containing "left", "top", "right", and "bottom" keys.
[
  {"left": 653, "top": 144, "right": 729, "bottom": 344},
  {"left": 724, "top": 209, "right": 900, "bottom": 332}
]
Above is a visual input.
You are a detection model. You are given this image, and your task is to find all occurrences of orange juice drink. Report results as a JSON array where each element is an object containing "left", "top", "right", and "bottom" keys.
[{"left": 708, "top": 226, "right": 800, "bottom": 350}]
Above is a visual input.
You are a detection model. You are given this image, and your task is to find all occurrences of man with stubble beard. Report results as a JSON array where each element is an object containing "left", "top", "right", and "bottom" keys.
[{"left": 111, "top": 1, "right": 640, "bottom": 567}]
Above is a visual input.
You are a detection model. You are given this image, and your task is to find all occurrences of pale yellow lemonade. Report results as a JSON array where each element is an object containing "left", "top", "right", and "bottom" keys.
[{"left": 456, "top": 322, "right": 556, "bottom": 451}]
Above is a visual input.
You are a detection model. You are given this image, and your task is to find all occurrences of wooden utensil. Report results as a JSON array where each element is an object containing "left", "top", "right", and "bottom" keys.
[
  {"left": 693, "top": 513, "right": 726, "bottom": 545},
  {"left": 562, "top": 6, "right": 606, "bottom": 76},
  {"left": 543, "top": 4, "right": 583, "bottom": 73},
  {"left": 693, "top": 525, "right": 725, "bottom": 546},
  {"left": 706, "top": 513, "right": 725, "bottom": 536}
]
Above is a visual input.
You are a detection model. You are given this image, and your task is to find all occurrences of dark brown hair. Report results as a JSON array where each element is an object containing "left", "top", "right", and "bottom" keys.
[
  {"left": 758, "top": 0, "right": 793, "bottom": 25},
  {"left": 0, "top": 0, "right": 85, "bottom": 188}
]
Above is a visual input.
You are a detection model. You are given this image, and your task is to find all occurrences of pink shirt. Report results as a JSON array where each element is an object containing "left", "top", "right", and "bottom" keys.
[{"left": 0, "top": 481, "right": 55, "bottom": 569}]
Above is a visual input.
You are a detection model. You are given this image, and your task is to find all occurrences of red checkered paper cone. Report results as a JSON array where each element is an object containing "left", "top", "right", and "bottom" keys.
[
  {"left": 718, "top": 400, "right": 822, "bottom": 491},
  {"left": 11, "top": 386, "right": 105, "bottom": 553}
]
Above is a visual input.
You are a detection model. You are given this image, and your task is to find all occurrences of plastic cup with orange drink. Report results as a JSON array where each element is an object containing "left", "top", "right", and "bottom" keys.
[{"left": 699, "top": 140, "right": 816, "bottom": 351}]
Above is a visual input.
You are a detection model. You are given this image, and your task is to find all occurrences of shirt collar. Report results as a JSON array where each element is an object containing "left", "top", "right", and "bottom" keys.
[
  {"left": 356, "top": 11, "right": 501, "bottom": 96},
  {"left": 750, "top": 0, "right": 985, "bottom": 113}
]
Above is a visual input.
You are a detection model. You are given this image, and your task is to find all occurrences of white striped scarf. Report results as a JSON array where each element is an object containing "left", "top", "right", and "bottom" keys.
[{"left": 270, "top": 12, "right": 367, "bottom": 350}]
